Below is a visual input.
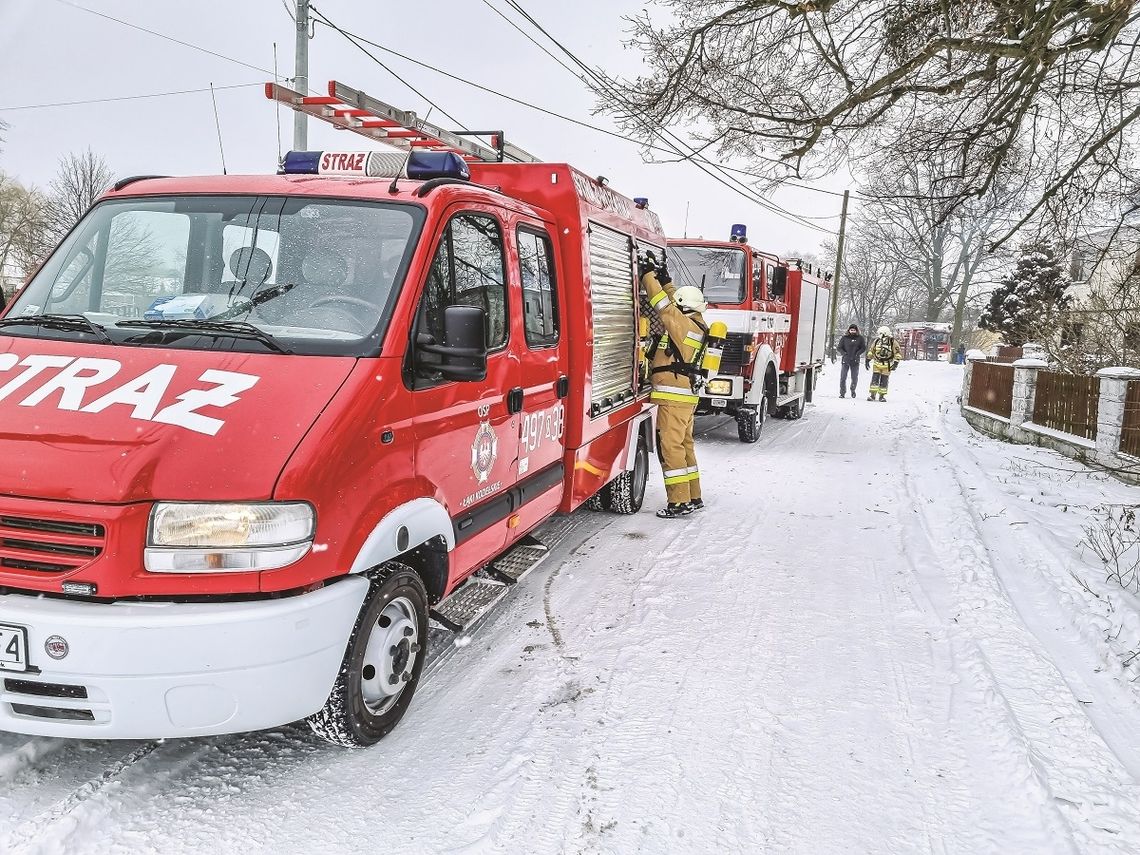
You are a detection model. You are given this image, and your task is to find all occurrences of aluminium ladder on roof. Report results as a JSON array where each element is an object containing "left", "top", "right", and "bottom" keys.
[{"left": 265, "top": 79, "right": 539, "bottom": 164}]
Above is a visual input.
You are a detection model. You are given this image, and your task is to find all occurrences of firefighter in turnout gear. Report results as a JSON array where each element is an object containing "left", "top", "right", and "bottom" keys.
[
  {"left": 640, "top": 252, "right": 709, "bottom": 518},
  {"left": 865, "top": 326, "right": 902, "bottom": 401}
]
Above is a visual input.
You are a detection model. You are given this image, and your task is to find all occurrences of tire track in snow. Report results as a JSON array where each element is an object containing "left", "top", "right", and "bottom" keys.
[
  {"left": 1, "top": 740, "right": 162, "bottom": 854},
  {"left": 895, "top": 393, "right": 1140, "bottom": 852}
]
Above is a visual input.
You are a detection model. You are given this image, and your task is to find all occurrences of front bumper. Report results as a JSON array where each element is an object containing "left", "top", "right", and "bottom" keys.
[{"left": 0, "top": 576, "right": 368, "bottom": 739}]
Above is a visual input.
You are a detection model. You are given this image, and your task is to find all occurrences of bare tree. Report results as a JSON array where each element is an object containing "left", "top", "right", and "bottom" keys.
[
  {"left": 611, "top": 1, "right": 1140, "bottom": 242},
  {"left": 44, "top": 149, "right": 114, "bottom": 243},
  {"left": 0, "top": 174, "right": 46, "bottom": 301},
  {"left": 835, "top": 227, "right": 907, "bottom": 332},
  {"left": 840, "top": 140, "right": 1019, "bottom": 348},
  {"left": 14, "top": 149, "right": 116, "bottom": 273}
]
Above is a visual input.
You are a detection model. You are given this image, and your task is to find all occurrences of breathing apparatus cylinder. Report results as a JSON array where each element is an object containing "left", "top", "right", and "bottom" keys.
[
  {"left": 638, "top": 315, "right": 651, "bottom": 384},
  {"left": 700, "top": 321, "right": 729, "bottom": 377}
]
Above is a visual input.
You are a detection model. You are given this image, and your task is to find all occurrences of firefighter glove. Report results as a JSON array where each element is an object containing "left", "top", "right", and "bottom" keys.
[
  {"left": 891, "top": 361, "right": 899, "bottom": 371},
  {"left": 638, "top": 251, "right": 658, "bottom": 278}
]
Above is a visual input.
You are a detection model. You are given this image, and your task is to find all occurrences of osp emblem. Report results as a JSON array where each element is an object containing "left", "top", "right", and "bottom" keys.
[{"left": 471, "top": 421, "right": 498, "bottom": 484}]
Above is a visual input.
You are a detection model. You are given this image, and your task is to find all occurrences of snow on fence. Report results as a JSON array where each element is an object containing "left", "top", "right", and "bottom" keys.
[
  {"left": 1123, "top": 381, "right": 1140, "bottom": 458},
  {"left": 1033, "top": 371, "right": 1100, "bottom": 441},
  {"left": 967, "top": 361, "right": 1014, "bottom": 418},
  {"left": 961, "top": 356, "right": 1140, "bottom": 485}
]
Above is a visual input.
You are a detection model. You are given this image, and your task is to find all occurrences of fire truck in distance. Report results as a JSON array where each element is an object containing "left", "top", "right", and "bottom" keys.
[
  {"left": 0, "top": 80, "right": 663, "bottom": 747},
  {"left": 667, "top": 225, "right": 831, "bottom": 442},
  {"left": 895, "top": 322, "right": 952, "bottom": 361}
]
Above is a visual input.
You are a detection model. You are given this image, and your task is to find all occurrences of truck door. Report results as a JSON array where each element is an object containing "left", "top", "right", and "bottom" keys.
[
  {"left": 406, "top": 207, "right": 520, "bottom": 578},
  {"left": 509, "top": 221, "right": 568, "bottom": 535}
]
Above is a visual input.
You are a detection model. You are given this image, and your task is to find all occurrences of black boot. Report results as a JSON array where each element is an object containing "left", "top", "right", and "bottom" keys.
[
  {"left": 686, "top": 498, "right": 705, "bottom": 512},
  {"left": 656, "top": 503, "right": 693, "bottom": 519}
]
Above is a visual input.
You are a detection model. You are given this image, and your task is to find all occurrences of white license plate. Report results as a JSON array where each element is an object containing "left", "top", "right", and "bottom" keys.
[
  {"left": 0, "top": 623, "right": 29, "bottom": 672},
  {"left": 710, "top": 398, "right": 728, "bottom": 408}
]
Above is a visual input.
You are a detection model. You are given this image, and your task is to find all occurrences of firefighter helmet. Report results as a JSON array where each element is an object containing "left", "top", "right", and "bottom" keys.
[
  {"left": 877, "top": 325, "right": 892, "bottom": 337},
  {"left": 672, "top": 285, "right": 708, "bottom": 314}
]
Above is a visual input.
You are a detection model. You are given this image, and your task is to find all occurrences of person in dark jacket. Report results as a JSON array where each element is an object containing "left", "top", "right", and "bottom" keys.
[{"left": 835, "top": 324, "right": 867, "bottom": 398}]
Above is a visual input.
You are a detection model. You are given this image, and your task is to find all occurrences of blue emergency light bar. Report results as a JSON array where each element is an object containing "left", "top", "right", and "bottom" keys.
[
  {"left": 730, "top": 223, "right": 748, "bottom": 242},
  {"left": 281, "top": 149, "right": 470, "bottom": 181}
]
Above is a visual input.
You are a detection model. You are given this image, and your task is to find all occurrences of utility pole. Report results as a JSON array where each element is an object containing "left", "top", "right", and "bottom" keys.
[
  {"left": 293, "top": 0, "right": 310, "bottom": 151},
  {"left": 826, "top": 189, "right": 850, "bottom": 360}
]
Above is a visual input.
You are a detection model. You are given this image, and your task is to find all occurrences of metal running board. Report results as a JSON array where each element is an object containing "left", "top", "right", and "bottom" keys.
[
  {"left": 775, "top": 393, "right": 804, "bottom": 406},
  {"left": 420, "top": 529, "right": 560, "bottom": 680},
  {"left": 489, "top": 535, "right": 550, "bottom": 584},
  {"left": 422, "top": 577, "right": 508, "bottom": 680}
]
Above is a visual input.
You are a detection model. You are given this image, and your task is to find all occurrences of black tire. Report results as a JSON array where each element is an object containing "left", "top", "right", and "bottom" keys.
[
  {"left": 585, "top": 490, "right": 611, "bottom": 511},
  {"left": 307, "top": 562, "right": 428, "bottom": 748},
  {"left": 779, "top": 395, "right": 805, "bottom": 420},
  {"left": 736, "top": 405, "right": 763, "bottom": 443},
  {"left": 607, "top": 432, "right": 649, "bottom": 514}
]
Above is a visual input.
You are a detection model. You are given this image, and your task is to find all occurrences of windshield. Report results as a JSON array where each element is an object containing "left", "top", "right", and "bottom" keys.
[
  {"left": 4, "top": 195, "right": 424, "bottom": 356},
  {"left": 669, "top": 245, "right": 747, "bottom": 304}
]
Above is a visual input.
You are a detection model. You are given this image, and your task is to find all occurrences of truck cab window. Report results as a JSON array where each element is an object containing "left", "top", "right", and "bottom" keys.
[
  {"left": 414, "top": 212, "right": 508, "bottom": 378},
  {"left": 518, "top": 227, "right": 559, "bottom": 348}
]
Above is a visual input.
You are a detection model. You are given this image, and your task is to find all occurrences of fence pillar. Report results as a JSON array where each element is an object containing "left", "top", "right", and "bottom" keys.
[
  {"left": 963, "top": 350, "right": 987, "bottom": 405},
  {"left": 1095, "top": 366, "right": 1140, "bottom": 460},
  {"left": 1011, "top": 357, "right": 1047, "bottom": 429}
]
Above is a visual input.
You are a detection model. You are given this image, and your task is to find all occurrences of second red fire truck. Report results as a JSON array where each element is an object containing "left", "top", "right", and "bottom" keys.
[{"left": 667, "top": 225, "right": 830, "bottom": 442}]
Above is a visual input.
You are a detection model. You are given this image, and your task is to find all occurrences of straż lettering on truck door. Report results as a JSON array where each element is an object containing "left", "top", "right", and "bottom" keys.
[{"left": 0, "top": 353, "right": 259, "bottom": 436}]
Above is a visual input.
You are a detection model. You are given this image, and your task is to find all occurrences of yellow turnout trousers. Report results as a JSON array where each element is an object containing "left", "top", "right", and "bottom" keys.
[{"left": 657, "top": 401, "right": 700, "bottom": 505}]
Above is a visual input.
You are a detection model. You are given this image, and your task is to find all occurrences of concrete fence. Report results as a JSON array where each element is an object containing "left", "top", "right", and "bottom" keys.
[{"left": 960, "top": 350, "right": 1140, "bottom": 485}]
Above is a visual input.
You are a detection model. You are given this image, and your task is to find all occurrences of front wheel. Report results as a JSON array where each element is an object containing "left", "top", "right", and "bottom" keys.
[
  {"left": 605, "top": 431, "right": 649, "bottom": 514},
  {"left": 308, "top": 562, "right": 428, "bottom": 747},
  {"left": 736, "top": 405, "right": 763, "bottom": 443}
]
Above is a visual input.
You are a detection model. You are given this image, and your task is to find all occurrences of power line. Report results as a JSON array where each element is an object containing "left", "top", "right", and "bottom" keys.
[
  {"left": 309, "top": 5, "right": 469, "bottom": 130},
  {"left": 476, "top": 0, "right": 583, "bottom": 80},
  {"left": 310, "top": 3, "right": 836, "bottom": 234},
  {"left": 47, "top": 0, "right": 279, "bottom": 79},
  {"left": 0, "top": 82, "right": 263, "bottom": 112},
  {"left": 497, "top": 0, "right": 835, "bottom": 234}
]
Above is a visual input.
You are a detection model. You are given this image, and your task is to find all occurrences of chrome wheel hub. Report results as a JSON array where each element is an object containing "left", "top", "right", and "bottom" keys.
[{"left": 360, "top": 595, "right": 420, "bottom": 715}]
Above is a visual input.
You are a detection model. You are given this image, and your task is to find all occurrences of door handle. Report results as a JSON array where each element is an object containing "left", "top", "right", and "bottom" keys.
[
  {"left": 507, "top": 387, "right": 524, "bottom": 414},
  {"left": 557, "top": 376, "right": 569, "bottom": 399}
]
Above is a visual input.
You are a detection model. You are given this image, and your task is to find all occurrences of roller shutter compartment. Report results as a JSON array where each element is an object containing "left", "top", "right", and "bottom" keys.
[{"left": 587, "top": 224, "right": 637, "bottom": 416}]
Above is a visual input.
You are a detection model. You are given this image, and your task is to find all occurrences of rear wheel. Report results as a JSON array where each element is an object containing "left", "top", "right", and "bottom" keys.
[
  {"left": 778, "top": 395, "right": 805, "bottom": 420},
  {"left": 606, "top": 432, "right": 649, "bottom": 514},
  {"left": 736, "top": 405, "right": 763, "bottom": 443},
  {"left": 585, "top": 491, "right": 611, "bottom": 511},
  {"left": 307, "top": 563, "right": 428, "bottom": 747}
]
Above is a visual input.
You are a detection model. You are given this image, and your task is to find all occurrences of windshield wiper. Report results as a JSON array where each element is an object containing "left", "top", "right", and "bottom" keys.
[
  {"left": 208, "top": 281, "right": 298, "bottom": 322},
  {"left": 117, "top": 319, "right": 293, "bottom": 354},
  {"left": 0, "top": 313, "right": 115, "bottom": 345}
]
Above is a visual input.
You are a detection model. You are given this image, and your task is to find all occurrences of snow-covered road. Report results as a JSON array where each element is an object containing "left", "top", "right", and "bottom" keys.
[{"left": 3, "top": 362, "right": 1140, "bottom": 854}]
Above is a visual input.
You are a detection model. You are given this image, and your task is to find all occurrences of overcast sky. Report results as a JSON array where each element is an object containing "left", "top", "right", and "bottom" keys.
[{"left": 0, "top": 0, "right": 850, "bottom": 257}]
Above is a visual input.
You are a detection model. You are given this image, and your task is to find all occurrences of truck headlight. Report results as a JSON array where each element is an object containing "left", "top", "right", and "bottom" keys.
[
  {"left": 706, "top": 379, "right": 733, "bottom": 396},
  {"left": 145, "top": 502, "right": 315, "bottom": 573}
]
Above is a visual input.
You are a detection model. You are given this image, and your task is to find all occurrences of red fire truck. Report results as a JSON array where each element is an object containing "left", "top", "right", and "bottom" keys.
[
  {"left": 667, "top": 225, "right": 830, "bottom": 442},
  {"left": 0, "top": 81, "right": 662, "bottom": 747},
  {"left": 895, "top": 322, "right": 952, "bottom": 361}
]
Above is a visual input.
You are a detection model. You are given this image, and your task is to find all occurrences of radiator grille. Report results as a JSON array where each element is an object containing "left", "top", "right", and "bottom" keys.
[{"left": 0, "top": 515, "right": 106, "bottom": 574}]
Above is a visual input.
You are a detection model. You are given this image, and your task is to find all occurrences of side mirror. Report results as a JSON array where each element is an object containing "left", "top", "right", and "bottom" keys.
[
  {"left": 416, "top": 304, "right": 488, "bottom": 382},
  {"left": 769, "top": 267, "right": 787, "bottom": 301}
]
